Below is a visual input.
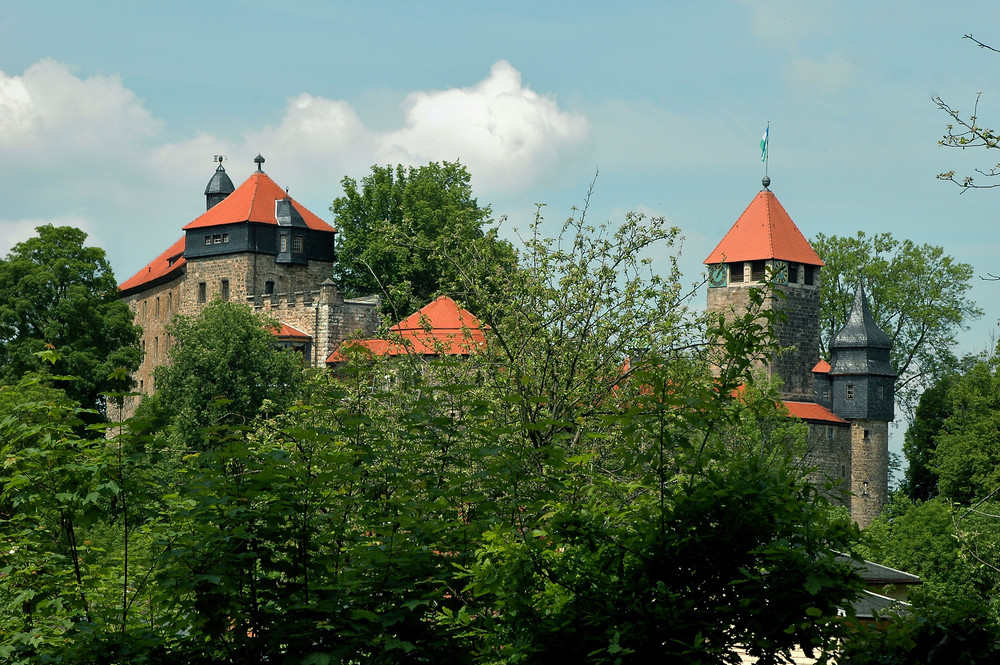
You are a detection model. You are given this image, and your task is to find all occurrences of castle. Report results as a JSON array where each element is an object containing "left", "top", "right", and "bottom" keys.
[
  {"left": 704, "top": 178, "right": 893, "bottom": 527},
  {"left": 118, "top": 156, "right": 380, "bottom": 410},
  {"left": 118, "top": 160, "right": 891, "bottom": 526}
]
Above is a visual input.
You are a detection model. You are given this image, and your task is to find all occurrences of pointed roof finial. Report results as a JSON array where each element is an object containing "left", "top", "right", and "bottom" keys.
[
  {"left": 254, "top": 154, "right": 265, "bottom": 172},
  {"left": 762, "top": 175, "right": 771, "bottom": 190}
]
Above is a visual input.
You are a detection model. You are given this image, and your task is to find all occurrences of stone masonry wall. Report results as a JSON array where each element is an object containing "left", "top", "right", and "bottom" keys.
[
  {"left": 802, "top": 422, "right": 852, "bottom": 509},
  {"left": 706, "top": 264, "right": 820, "bottom": 401},
  {"left": 849, "top": 419, "right": 889, "bottom": 528}
]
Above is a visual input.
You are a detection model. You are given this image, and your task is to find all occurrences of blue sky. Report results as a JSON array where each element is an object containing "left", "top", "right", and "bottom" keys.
[{"left": 2, "top": 3, "right": 999, "bottom": 386}]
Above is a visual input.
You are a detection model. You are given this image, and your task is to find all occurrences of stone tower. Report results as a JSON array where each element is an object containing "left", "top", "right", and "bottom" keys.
[
  {"left": 703, "top": 181, "right": 824, "bottom": 401},
  {"left": 817, "top": 283, "right": 895, "bottom": 526}
]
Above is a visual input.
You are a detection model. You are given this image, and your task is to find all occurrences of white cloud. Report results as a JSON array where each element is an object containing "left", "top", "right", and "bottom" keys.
[
  {"left": 0, "top": 59, "right": 160, "bottom": 166},
  {"left": 376, "top": 60, "right": 590, "bottom": 192},
  {"left": 784, "top": 55, "right": 857, "bottom": 94}
]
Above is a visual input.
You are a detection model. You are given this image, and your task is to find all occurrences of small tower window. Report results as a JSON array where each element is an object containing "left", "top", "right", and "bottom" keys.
[
  {"left": 222, "top": 233, "right": 230, "bottom": 243},
  {"left": 822, "top": 386, "right": 830, "bottom": 400},
  {"left": 198, "top": 282, "right": 207, "bottom": 303},
  {"left": 292, "top": 235, "right": 303, "bottom": 253},
  {"left": 751, "top": 260, "right": 766, "bottom": 281},
  {"left": 280, "top": 234, "right": 288, "bottom": 252},
  {"left": 846, "top": 384, "right": 855, "bottom": 400},
  {"left": 729, "top": 262, "right": 744, "bottom": 283},
  {"left": 804, "top": 265, "right": 816, "bottom": 286},
  {"left": 878, "top": 385, "right": 885, "bottom": 400},
  {"left": 827, "top": 426, "right": 835, "bottom": 441},
  {"left": 221, "top": 279, "right": 230, "bottom": 302},
  {"left": 788, "top": 263, "right": 799, "bottom": 284},
  {"left": 213, "top": 234, "right": 222, "bottom": 244},
  {"left": 864, "top": 429, "right": 871, "bottom": 440},
  {"left": 265, "top": 280, "right": 275, "bottom": 295},
  {"left": 204, "top": 236, "right": 211, "bottom": 246},
  {"left": 155, "top": 297, "right": 160, "bottom": 318}
]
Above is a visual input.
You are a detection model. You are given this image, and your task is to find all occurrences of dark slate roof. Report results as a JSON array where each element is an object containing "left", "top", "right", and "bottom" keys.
[
  {"left": 831, "top": 283, "right": 892, "bottom": 350},
  {"left": 838, "top": 555, "right": 921, "bottom": 586},
  {"left": 853, "top": 590, "right": 908, "bottom": 619},
  {"left": 204, "top": 163, "right": 235, "bottom": 196}
]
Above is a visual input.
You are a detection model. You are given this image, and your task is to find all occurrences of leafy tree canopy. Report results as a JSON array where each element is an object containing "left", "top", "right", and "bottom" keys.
[
  {"left": 331, "top": 160, "right": 515, "bottom": 318},
  {"left": 137, "top": 300, "right": 305, "bottom": 451},
  {"left": 0, "top": 224, "right": 141, "bottom": 416},
  {"left": 811, "top": 231, "right": 980, "bottom": 414}
]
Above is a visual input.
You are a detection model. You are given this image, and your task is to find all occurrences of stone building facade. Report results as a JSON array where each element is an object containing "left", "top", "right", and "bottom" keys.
[
  {"left": 704, "top": 181, "right": 894, "bottom": 527},
  {"left": 118, "top": 157, "right": 379, "bottom": 410}
]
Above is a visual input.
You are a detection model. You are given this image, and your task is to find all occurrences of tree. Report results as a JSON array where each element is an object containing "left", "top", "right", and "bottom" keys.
[
  {"left": 935, "top": 35, "right": 1000, "bottom": 194},
  {"left": 137, "top": 300, "right": 305, "bottom": 451},
  {"left": 331, "top": 161, "right": 515, "bottom": 318},
  {"left": 0, "top": 225, "right": 141, "bottom": 416},
  {"left": 810, "top": 231, "right": 980, "bottom": 414},
  {"left": 931, "top": 343, "right": 1000, "bottom": 505}
]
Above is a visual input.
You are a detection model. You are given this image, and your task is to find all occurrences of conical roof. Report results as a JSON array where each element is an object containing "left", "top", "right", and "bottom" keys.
[
  {"left": 831, "top": 282, "right": 892, "bottom": 350},
  {"left": 204, "top": 163, "right": 235, "bottom": 196},
  {"left": 704, "top": 190, "right": 823, "bottom": 266}
]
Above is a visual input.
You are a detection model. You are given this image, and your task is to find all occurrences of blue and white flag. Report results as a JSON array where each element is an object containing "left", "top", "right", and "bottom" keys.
[{"left": 760, "top": 124, "right": 769, "bottom": 163}]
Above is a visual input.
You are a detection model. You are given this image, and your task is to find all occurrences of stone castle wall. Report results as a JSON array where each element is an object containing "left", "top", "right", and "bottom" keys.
[
  {"left": 802, "top": 422, "right": 852, "bottom": 509},
  {"left": 849, "top": 419, "right": 889, "bottom": 528}
]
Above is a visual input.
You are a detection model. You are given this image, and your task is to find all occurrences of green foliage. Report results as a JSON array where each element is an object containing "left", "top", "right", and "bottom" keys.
[
  {"left": 838, "top": 599, "right": 1000, "bottom": 665},
  {"left": 138, "top": 300, "right": 305, "bottom": 451},
  {"left": 932, "top": 345, "right": 1000, "bottom": 504},
  {"left": 810, "top": 231, "right": 980, "bottom": 415},
  {"left": 901, "top": 375, "right": 956, "bottom": 502},
  {"left": 0, "top": 225, "right": 141, "bottom": 416},
  {"left": 331, "top": 161, "right": 515, "bottom": 318}
]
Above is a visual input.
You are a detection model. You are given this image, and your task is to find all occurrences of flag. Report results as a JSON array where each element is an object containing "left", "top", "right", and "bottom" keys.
[{"left": 760, "top": 124, "right": 769, "bottom": 163}]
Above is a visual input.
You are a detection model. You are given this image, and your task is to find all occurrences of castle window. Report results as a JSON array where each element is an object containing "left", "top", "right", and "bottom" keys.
[
  {"left": 841, "top": 465, "right": 846, "bottom": 477},
  {"left": 788, "top": 263, "right": 799, "bottom": 284},
  {"left": 751, "top": 260, "right": 766, "bottom": 281},
  {"left": 213, "top": 234, "right": 222, "bottom": 244},
  {"left": 140, "top": 379, "right": 144, "bottom": 392},
  {"left": 804, "top": 265, "right": 816, "bottom": 286},
  {"left": 154, "top": 336, "right": 158, "bottom": 357},
  {"left": 864, "top": 429, "right": 871, "bottom": 440},
  {"left": 729, "top": 262, "right": 744, "bottom": 283},
  {"left": 823, "top": 386, "right": 830, "bottom": 399},
  {"left": 142, "top": 339, "right": 146, "bottom": 353},
  {"left": 221, "top": 279, "right": 230, "bottom": 302},
  {"left": 846, "top": 384, "right": 855, "bottom": 400},
  {"left": 222, "top": 233, "right": 229, "bottom": 243},
  {"left": 168, "top": 292, "right": 172, "bottom": 312},
  {"left": 827, "top": 426, "right": 834, "bottom": 441},
  {"left": 155, "top": 297, "right": 160, "bottom": 318},
  {"left": 204, "top": 236, "right": 212, "bottom": 246},
  {"left": 878, "top": 385, "right": 885, "bottom": 400},
  {"left": 280, "top": 234, "right": 288, "bottom": 252},
  {"left": 292, "top": 235, "right": 303, "bottom": 253},
  {"left": 198, "top": 282, "right": 207, "bottom": 303},
  {"left": 142, "top": 300, "right": 147, "bottom": 321},
  {"left": 265, "top": 280, "right": 275, "bottom": 295}
]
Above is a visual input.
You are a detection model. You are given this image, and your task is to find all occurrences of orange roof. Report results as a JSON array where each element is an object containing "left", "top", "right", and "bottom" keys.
[
  {"left": 327, "top": 296, "right": 487, "bottom": 363},
  {"left": 273, "top": 322, "right": 311, "bottom": 341},
  {"left": 783, "top": 400, "right": 848, "bottom": 424},
  {"left": 119, "top": 236, "right": 186, "bottom": 293},
  {"left": 183, "top": 171, "right": 335, "bottom": 232},
  {"left": 703, "top": 190, "right": 823, "bottom": 266},
  {"left": 812, "top": 359, "right": 831, "bottom": 374}
]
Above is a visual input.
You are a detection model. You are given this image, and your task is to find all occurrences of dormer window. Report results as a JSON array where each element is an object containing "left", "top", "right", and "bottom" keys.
[
  {"left": 204, "top": 236, "right": 212, "bottom": 246},
  {"left": 213, "top": 234, "right": 222, "bottom": 244},
  {"left": 846, "top": 384, "right": 855, "bottom": 400},
  {"left": 280, "top": 234, "right": 288, "bottom": 252},
  {"left": 292, "top": 235, "right": 303, "bottom": 253}
]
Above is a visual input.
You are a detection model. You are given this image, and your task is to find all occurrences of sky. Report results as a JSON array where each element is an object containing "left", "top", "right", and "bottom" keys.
[{"left": 3, "top": 1, "right": 1000, "bottom": 457}]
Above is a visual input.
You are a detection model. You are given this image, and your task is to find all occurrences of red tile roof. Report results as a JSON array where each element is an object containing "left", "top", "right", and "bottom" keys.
[
  {"left": 119, "top": 236, "right": 186, "bottom": 294},
  {"left": 812, "top": 359, "right": 831, "bottom": 374},
  {"left": 783, "top": 400, "right": 848, "bottom": 424},
  {"left": 703, "top": 190, "right": 824, "bottom": 266},
  {"left": 273, "top": 322, "right": 311, "bottom": 341},
  {"left": 327, "top": 296, "right": 486, "bottom": 363},
  {"left": 183, "top": 171, "right": 335, "bottom": 232}
]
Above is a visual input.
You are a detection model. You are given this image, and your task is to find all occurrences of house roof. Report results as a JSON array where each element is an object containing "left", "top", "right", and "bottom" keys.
[
  {"left": 273, "top": 322, "right": 311, "bottom": 341},
  {"left": 119, "top": 236, "right": 187, "bottom": 295},
  {"left": 783, "top": 400, "right": 849, "bottom": 424},
  {"left": 327, "top": 296, "right": 486, "bottom": 363},
  {"left": 183, "top": 171, "right": 335, "bottom": 232},
  {"left": 703, "top": 190, "right": 824, "bottom": 266},
  {"left": 812, "top": 359, "right": 831, "bottom": 374}
]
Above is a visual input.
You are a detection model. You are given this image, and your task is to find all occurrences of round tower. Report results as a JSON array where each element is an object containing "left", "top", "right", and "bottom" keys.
[{"left": 829, "top": 282, "right": 895, "bottom": 527}]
